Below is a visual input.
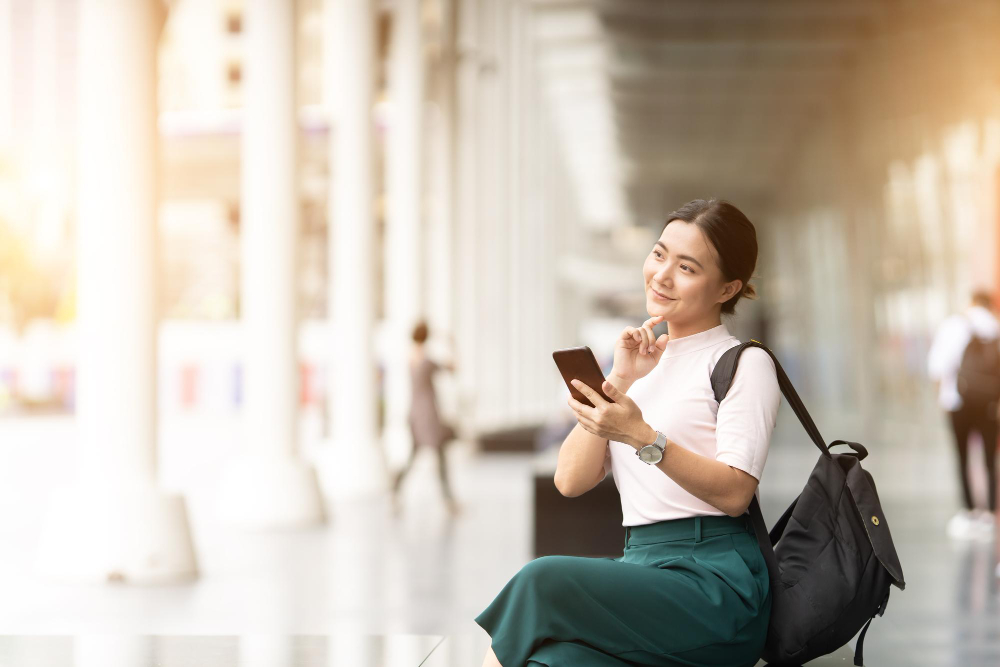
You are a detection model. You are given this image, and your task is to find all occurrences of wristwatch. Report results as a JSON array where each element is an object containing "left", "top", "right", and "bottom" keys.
[{"left": 636, "top": 430, "right": 667, "bottom": 465}]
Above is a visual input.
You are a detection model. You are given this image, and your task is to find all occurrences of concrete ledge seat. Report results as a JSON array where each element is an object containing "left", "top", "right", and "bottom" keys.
[
  {"left": 757, "top": 645, "right": 859, "bottom": 665},
  {"left": 477, "top": 424, "right": 544, "bottom": 452},
  {"left": 0, "top": 635, "right": 447, "bottom": 666},
  {"left": 425, "top": 635, "right": 859, "bottom": 666}
]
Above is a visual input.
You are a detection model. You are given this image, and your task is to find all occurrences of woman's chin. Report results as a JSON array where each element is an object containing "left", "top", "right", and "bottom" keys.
[{"left": 647, "top": 304, "right": 672, "bottom": 318}]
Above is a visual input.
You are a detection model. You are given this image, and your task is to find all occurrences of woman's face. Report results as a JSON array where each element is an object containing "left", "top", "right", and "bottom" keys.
[{"left": 642, "top": 220, "right": 742, "bottom": 327}]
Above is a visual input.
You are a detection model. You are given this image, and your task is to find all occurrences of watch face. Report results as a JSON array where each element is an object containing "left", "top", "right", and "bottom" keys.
[{"left": 639, "top": 445, "right": 662, "bottom": 464}]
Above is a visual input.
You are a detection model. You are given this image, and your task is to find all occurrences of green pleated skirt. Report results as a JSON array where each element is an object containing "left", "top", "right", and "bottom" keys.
[{"left": 474, "top": 514, "right": 770, "bottom": 667}]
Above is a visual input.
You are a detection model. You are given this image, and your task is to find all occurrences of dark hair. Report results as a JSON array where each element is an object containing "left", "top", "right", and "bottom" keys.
[
  {"left": 412, "top": 320, "right": 429, "bottom": 344},
  {"left": 662, "top": 198, "right": 758, "bottom": 316},
  {"left": 972, "top": 290, "right": 994, "bottom": 309}
]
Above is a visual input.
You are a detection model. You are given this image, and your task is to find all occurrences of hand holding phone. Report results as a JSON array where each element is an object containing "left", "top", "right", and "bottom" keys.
[{"left": 552, "top": 346, "right": 613, "bottom": 408}]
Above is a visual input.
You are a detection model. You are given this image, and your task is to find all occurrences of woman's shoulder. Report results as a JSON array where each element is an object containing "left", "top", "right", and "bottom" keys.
[
  {"left": 736, "top": 345, "right": 777, "bottom": 375},
  {"left": 706, "top": 337, "right": 744, "bottom": 365},
  {"left": 709, "top": 340, "right": 776, "bottom": 380}
]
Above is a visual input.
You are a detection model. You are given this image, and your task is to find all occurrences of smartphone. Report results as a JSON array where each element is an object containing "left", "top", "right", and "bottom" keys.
[{"left": 552, "top": 346, "right": 613, "bottom": 408}]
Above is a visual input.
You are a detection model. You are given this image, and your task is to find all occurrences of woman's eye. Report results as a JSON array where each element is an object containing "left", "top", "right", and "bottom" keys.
[
  {"left": 680, "top": 264, "right": 691, "bottom": 272},
  {"left": 653, "top": 250, "right": 663, "bottom": 259}
]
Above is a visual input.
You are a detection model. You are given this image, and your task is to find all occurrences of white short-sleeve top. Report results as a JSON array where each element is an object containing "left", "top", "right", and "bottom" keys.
[{"left": 603, "top": 323, "right": 781, "bottom": 526}]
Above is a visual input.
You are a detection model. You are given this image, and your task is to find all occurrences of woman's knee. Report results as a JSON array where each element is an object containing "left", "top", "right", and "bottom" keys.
[{"left": 512, "top": 556, "right": 576, "bottom": 599}]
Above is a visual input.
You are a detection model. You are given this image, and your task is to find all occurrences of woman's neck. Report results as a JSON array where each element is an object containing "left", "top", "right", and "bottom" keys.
[{"left": 665, "top": 315, "right": 723, "bottom": 340}]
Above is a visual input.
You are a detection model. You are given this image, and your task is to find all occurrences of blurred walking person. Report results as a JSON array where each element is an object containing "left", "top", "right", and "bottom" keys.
[
  {"left": 928, "top": 290, "right": 1000, "bottom": 540},
  {"left": 391, "top": 320, "right": 461, "bottom": 515}
]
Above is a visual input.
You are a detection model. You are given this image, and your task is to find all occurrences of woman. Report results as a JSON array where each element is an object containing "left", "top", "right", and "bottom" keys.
[
  {"left": 391, "top": 320, "right": 461, "bottom": 515},
  {"left": 476, "top": 199, "right": 781, "bottom": 666}
]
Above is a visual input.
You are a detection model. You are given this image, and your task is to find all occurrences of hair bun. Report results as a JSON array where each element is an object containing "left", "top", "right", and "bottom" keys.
[{"left": 742, "top": 283, "right": 758, "bottom": 300}]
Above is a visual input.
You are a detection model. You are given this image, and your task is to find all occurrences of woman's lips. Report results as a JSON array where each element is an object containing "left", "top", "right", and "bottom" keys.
[{"left": 650, "top": 287, "right": 675, "bottom": 302}]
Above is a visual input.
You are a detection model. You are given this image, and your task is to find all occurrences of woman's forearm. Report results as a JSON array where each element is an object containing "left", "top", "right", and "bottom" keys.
[
  {"left": 553, "top": 423, "right": 608, "bottom": 497},
  {"left": 645, "top": 429, "right": 756, "bottom": 516},
  {"left": 553, "top": 374, "right": 636, "bottom": 497}
]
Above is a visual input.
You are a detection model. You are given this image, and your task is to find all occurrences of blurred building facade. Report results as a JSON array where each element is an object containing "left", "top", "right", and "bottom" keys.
[{"left": 0, "top": 0, "right": 999, "bottom": 579}]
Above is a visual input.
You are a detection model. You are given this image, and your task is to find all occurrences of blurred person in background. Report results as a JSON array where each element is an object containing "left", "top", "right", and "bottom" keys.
[
  {"left": 476, "top": 199, "right": 778, "bottom": 667},
  {"left": 391, "top": 320, "right": 461, "bottom": 515},
  {"left": 928, "top": 290, "right": 1000, "bottom": 541}
]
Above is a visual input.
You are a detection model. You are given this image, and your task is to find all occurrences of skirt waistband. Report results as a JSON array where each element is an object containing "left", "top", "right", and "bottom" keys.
[{"left": 625, "top": 514, "right": 751, "bottom": 546}]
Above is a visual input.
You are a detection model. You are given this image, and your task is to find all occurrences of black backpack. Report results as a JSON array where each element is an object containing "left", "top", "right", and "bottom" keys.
[
  {"left": 956, "top": 324, "right": 1000, "bottom": 410},
  {"left": 711, "top": 341, "right": 905, "bottom": 667}
]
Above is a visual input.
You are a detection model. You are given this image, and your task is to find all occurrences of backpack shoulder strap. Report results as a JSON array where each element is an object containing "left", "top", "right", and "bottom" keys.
[
  {"left": 709, "top": 339, "right": 830, "bottom": 598},
  {"left": 711, "top": 340, "right": 830, "bottom": 457}
]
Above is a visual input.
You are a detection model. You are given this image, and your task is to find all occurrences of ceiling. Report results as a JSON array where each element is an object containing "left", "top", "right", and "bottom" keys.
[{"left": 530, "top": 0, "right": 887, "bottom": 228}]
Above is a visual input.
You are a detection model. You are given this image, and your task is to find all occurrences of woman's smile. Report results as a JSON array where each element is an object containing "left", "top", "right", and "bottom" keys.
[{"left": 649, "top": 286, "right": 676, "bottom": 302}]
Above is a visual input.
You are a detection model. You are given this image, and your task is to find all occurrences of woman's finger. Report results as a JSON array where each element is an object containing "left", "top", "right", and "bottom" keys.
[
  {"left": 570, "top": 379, "right": 606, "bottom": 408},
  {"left": 630, "top": 327, "right": 642, "bottom": 347},
  {"left": 621, "top": 327, "right": 639, "bottom": 348},
  {"left": 567, "top": 396, "right": 597, "bottom": 420},
  {"left": 643, "top": 322, "right": 657, "bottom": 354},
  {"left": 567, "top": 399, "right": 601, "bottom": 433},
  {"left": 571, "top": 409, "right": 601, "bottom": 432},
  {"left": 636, "top": 323, "right": 651, "bottom": 354},
  {"left": 642, "top": 316, "right": 662, "bottom": 354}
]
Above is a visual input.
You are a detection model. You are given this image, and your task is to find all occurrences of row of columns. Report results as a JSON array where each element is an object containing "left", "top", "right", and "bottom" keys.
[
  {"left": 454, "top": 0, "right": 578, "bottom": 431},
  {"left": 35, "top": 0, "right": 578, "bottom": 583}
]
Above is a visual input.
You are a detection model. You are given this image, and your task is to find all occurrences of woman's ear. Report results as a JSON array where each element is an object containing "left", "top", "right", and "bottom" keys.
[{"left": 718, "top": 278, "right": 743, "bottom": 304}]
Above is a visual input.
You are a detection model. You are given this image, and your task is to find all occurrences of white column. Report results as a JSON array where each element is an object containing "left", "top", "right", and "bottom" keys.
[
  {"left": 454, "top": 0, "right": 481, "bottom": 435},
  {"left": 30, "top": 0, "right": 57, "bottom": 157},
  {"left": 0, "top": 0, "right": 11, "bottom": 146},
  {"left": 425, "top": 0, "right": 458, "bottom": 430},
  {"left": 506, "top": 0, "right": 527, "bottom": 423},
  {"left": 28, "top": 0, "right": 69, "bottom": 248},
  {"left": 522, "top": 8, "right": 556, "bottom": 424},
  {"left": 427, "top": 5, "right": 456, "bottom": 343},
  {"left": 473, "top": 0, "right": 508, "bottom": 431},
  {"left": 325, "top": 0, "right": 385, "bottom": 498},
  {"left": 35, "top": 0, "right": 197, "bottom": 584},
  {"left": 383, "top": 0, "right": 427, "bottom": 469},
  {"left": 519, "top": 10, "right": 543, "bottom": 423},
  {"left": 216, "top": 0, "right": 325, "bottom": 527}
]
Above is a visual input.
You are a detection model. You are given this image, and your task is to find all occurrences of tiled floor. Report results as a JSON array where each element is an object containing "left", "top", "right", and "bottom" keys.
[
  {"left": 0, "top": 635, "right": 447, "bottom": 666},
  {"left": 0, "top": 401, "right": 997, "bottom": 665}
]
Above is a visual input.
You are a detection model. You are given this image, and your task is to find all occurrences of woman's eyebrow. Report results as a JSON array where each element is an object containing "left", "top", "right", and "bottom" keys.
[{"left": 655, "top": 241, "right": 704, "bottom": 269}]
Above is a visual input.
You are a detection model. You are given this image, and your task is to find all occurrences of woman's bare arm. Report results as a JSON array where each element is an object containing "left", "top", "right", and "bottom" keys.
[
  {"left": 553, "top": 374, "right": 633, "bottom": 497},
  {"left": 568, "top": 380, "right": 759, "bottom": 517},
  {"left": 553, "top": 423, "right": 608, "bottom": 497},
  {"left": 650, "top": 436, "right": 760, "bottom": 517}
]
